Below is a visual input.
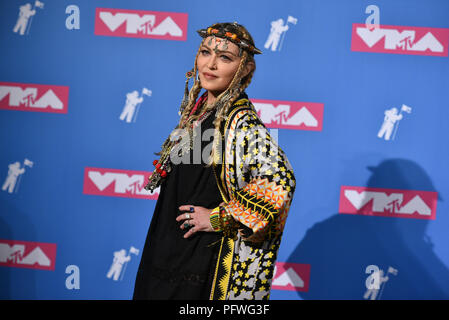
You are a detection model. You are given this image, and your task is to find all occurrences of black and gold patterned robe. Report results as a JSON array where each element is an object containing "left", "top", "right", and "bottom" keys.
[{"left": 209, "top": 93, "right": 296, "bottom": 300}]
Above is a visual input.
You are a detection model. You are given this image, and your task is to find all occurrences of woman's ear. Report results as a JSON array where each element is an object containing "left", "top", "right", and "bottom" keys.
[{"left": 243, "top": 61, "right": 255, "bottom": 78}]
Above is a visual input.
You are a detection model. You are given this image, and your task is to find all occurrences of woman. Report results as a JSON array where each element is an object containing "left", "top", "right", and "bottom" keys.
[{"left": 133, "top": 22, "right": 296, "bottom": 300}]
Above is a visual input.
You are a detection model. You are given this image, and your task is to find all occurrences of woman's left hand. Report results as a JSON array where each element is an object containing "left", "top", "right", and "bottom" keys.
[{"left": 176, "top": 205, "right": 214, "bottom": 238}]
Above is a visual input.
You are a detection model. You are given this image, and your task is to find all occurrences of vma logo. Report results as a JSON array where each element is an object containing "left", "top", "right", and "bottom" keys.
[
  {"left": 339, "top": 186, "right": 438, "bottom": 220},
  {"left": 0, "top": 82, "right": 69, "bottom": 113},
  {"left": 351, "top": 23, "right": 449, "bottom": 57},
  {"left": 83, "top": 167, "right": 159, "bottom": 199},
  {"left": 251, "top": 99, "right": 324, "bottom": 131},
  {"left": 271, "top": 262, "right": 311, "bottom": 292},
  {"left": 0, "top": 239, "right": 57, "bottom": 271},
  {"left": 95, "top": 8, "right": 188, "bottom": 41}
]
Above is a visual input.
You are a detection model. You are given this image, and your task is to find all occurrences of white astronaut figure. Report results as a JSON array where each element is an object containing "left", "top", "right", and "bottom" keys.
[
  {"left": 13, "top": 3, "right": 36, "bottom": 35},
  {"left": 2, "top": 162, "right": 25, "bottom": 194},
  {"left": 264, "top": 19, "right": 289, "bottom": 51},
  {"left": 364, "top": 270, "right": 389, "bottom": 300},
  {"left": 377, "top": 107, "right": 403, "bottom": 141},
  {"left": 119, "top": 90, "right": 143, "bottom": 123},
  {"left": 106, "top": 249, "right": 131, "bottom": 281}
]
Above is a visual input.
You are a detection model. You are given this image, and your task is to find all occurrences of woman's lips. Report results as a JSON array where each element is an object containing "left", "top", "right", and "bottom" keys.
[{"left": 203, "top": 72, "right": 218, "bottom": 80}]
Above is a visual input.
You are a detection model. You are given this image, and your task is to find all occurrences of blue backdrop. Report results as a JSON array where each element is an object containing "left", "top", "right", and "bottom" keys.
[{"left": 1, "top": 0, "right": 448, "bottom": 300}]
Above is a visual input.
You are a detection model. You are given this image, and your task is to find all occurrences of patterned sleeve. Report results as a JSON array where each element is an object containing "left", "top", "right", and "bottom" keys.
[{"left": 220, "top": 108, "right": 296, "bottom": 242}]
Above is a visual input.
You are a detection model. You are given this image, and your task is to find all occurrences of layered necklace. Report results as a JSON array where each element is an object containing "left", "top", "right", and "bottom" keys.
[{"left": 144, "top": 93, "right": 213, "bottom": 192}]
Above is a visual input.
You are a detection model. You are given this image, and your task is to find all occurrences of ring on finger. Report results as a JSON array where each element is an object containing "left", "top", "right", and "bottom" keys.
[
  {"left": 183, "top": 221, "right": 190, "bottom": 228},
  {"left": 185, "top": 213, "right": 190, "bottom": 219}
]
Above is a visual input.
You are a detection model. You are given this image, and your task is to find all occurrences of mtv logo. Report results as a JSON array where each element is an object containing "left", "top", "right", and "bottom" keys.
[
  {"left": 351, "top": 23, "right": 449, "bottom": 57},
  {"left": 0, "top": 82, "right": 69, "bottom": 113},
  {"left": 0, "top": 239, "right": 57, "bottom": 271},
  {"left": 271, "top": 262, "right": 311, "bottom": 292},
  {"left": 339, "top": 186, "right": 438, "bottom": 220},
  {"left": 251, "top": 99, "right": 324, "bottom": 131},
  {"left": 83, "top": 167, "right": 159, "bottom": 199},
  {"left": 95, "top": 8, "right": 188, "bottom": 41}
]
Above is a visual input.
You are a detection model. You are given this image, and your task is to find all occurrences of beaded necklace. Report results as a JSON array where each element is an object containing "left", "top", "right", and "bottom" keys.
[{"left": 145, "top": 93, "right": 213, "bottom": 192}]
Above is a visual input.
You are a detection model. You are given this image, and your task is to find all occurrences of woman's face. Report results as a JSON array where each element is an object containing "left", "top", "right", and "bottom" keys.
[{"left": 197, "top": 36, "right": 251, "bottom": 95}]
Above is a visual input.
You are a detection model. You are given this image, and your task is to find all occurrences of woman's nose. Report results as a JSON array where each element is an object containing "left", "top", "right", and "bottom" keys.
[{"left": 207, "top": 55, "right": 217, "bottom": 70}]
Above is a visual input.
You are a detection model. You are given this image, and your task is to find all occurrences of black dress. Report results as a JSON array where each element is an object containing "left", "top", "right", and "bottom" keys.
[{"left": 133, "top": 111, "right": 223, "bottom": 300}]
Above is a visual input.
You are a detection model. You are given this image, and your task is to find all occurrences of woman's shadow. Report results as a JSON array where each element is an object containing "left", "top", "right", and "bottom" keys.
[
  {"left": 287, "top": 158, "right": 449, "bottom": 299},
  {"left": 0, "top": 200, "right": 37, "bottom": 299}
]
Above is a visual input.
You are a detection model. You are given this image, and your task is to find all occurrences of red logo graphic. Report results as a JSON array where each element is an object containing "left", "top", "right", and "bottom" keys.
[
  {"left": 351, "top": 23, "right": 449, "bottom": 56},
  {"left": 0, "top": 82, "right": 69, "bottom": 113},
  {"left": 272, "top": 262, "right": 311, "bottom": 292},
  {"left": 0, "top": 240, "right": 57, "bottom": 271},
  {"left": 250, "top": 99, "right": 324, "bottom": 131},
  {"left": 83, "top": 167, "right": 159, "bottom": 199},
  {"left": 95, "top": 8, "right": 188, "bottom": 41},
  {"left": 339, "top": 186, "right": 438, "bottom": 220}
]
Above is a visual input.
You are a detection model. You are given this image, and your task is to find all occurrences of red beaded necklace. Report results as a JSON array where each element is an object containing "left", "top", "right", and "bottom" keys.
[{"left": 150, "top": 92, "right": 211, "bottom": 180}]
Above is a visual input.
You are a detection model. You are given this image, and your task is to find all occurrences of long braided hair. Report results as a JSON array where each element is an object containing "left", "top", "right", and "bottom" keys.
[{"left": 158, "top": 23, "right": 257, "bottom": 166}]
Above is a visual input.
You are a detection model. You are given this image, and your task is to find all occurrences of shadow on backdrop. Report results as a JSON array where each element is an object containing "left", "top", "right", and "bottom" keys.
[
  {"left": 0, "top": 214, "right": 12, "bottom": 299},
  {"left": 0, "top": 200, "right": 37, "bottom": 299},
  {"left": 287, "top": 158, "right": 449, "bottom": 299}
]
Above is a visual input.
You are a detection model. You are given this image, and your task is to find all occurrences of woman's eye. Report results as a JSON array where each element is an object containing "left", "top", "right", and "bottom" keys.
[
  {"left": 220, "top": 55, "right": 231, "bottom": 61},
  {"left": 201, "top": 50, "right": 210, "bottom": 55}
]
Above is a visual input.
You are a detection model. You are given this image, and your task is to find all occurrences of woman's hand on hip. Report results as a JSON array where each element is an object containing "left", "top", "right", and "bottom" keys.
[{"left": 176, "top": 205, "right": 214, "bottom": 238}]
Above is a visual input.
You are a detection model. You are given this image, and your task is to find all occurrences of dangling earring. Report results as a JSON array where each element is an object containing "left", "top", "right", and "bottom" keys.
[{"left": 179, "top": 68, "right": 194, "bottom": 116}]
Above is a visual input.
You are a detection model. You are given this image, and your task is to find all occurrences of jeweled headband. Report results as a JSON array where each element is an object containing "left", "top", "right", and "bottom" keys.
[{"left": 197, "top": 22, "right": 262, "bottom": 55}]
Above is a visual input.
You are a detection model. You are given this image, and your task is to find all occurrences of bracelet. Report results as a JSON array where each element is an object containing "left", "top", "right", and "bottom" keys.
[
  {"left": 210, "top": 207, "right": 221, "bottom": 232},
  {"left": 219, "top": 205, "right": 237, "bottom": 239}
]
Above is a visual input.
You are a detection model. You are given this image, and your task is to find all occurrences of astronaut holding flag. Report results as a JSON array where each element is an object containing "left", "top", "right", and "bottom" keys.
[
  {"left": 2, "top": 158, "right": 33, "bottom": 194},
  {"left": 264, "top": 15, "right": 298, "bottom": 52},
  {"left": 363, "top": 265, "right": 398, "bottom": 300},
  {"left": 119, "top": 87, "right": 152, "bottom": 123},
  {"left": 13, "top": 1, "right": 44, "bottom": 36},
  {"left": 106, "top": 246, "right": 140, "bottom": 281},
  {"left": 377, "top": 104, "right": 412, "bottom": 141}
]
